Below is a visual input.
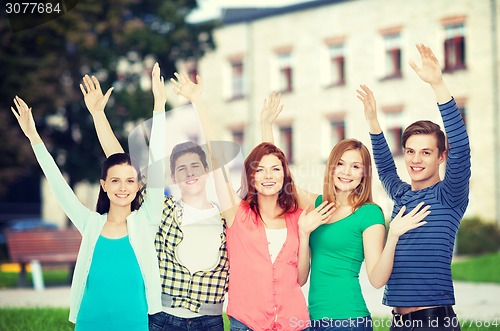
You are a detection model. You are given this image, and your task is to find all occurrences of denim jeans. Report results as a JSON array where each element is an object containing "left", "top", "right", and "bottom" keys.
[
  {"left": 390, "top": 306, "right": 461, "bottom": 331},
  {"left": 148, "top": 312, "right": 224, "bottom": 331},
  {"left": 311, "top": 316, "right": 373, "bottom": 331},
  {"left": 229, "top": 317, "right": 253, "bottom": 331},
  {"left": 229, "top": 316, "right": 311, "bottom": 331}
]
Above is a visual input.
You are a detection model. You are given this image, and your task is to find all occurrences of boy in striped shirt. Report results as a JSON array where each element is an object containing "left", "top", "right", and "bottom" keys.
[{"left": 357, "top": 44, "right": 470, "bottom": 331}]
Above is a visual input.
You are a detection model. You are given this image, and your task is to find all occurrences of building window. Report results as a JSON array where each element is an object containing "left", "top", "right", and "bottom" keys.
[
  {"left": 328, "top": 43, "right": 345, "bottom": 86},
  {"left": 230, "top": 60, "right": 245, "bottom": 99},
  {"left": 455, "top": 98, "right": 467, "bottom": 127},
  {"left": 383, "top": 107, "right": 404, "bottom": 156},
  {"left": 458, "top": 104, "right": 467, "bottom": 126},
  {"left": 444, "top": 23, "right": 466, "bottom": 72},
  {"left": 330, "top": 119, "right": 346, "bottom": 147},
  {"left": 187, "top": 66, "right": 198, "bottom": 84},
  {"left": 279, "top": 126, "right": 294, "bottom": 164},
  {"left": 387, "top": 126, "right": 403, "bottom": 156},
  {"left": 230, "top": 128, "right": 245, "bottom": 155},
  {"left": 277, "top": 52, "right": 293, "bottom": 93},
  {"left": 383, "top": 33, "right": 402, "bottom": 79},
  {"left": 232, "top": 129, "right": 244, "bottom": 147},
  {"left": 188, "top": 134, "right": 200, "bottom": 145},
  {"left": 322, "top": 117, "right": 346, "bottom": 161}
]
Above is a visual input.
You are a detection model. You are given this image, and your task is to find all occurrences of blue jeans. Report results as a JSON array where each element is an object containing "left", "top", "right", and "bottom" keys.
[
  {"left": 230, "top": 316, "right": 311, "bottom": 331},
  {"left": 148, "top": 312, "right": 224, "bottom": 331},
  {"left": 229, "top": 317, "right": 252, "bottom": 331},
  {"left": 390, "top": 306, "right": 461, "bottom": 331},
  {"left": 312, "top": 316, "right": 373, "bottom": 331}
]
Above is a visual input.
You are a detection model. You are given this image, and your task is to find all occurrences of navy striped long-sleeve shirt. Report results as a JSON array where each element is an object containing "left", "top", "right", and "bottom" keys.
[{"left": 370, "top": 98, "right": 471, "bottom": 307}]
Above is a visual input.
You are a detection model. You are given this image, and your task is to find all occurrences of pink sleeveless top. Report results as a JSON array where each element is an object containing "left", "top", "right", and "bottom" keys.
[{"left": 226, "top": 201, "right": 309, "bottom": 331}]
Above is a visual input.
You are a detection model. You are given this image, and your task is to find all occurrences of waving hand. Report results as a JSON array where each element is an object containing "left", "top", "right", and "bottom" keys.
[
  {"left": 80, "top": 75, "right": 114, "bottom": 116},
  {"left": 11, "top": 96, "right": 42, "bottom": 144}
]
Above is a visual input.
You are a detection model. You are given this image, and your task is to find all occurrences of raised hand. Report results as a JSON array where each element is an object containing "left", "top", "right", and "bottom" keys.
[
  {"left": 388, "top": 202, "right": 430, "bottom": 238},
  {"left": 356, "top": 85, "right": 378, "bottom": 122},
  {"left": 170, "top": 71, "right": 202, "bottom": 101},
  {"left": 409, "top": 44, "right": 443, "bottom": 85},
  {"left": 79, "top": 75, "right": 114, "bottom": 116},
  {"left": 152, "top": 62, "right": 167, "bottom": 108},
  {"left": 298, "top": 201, "right": 336, "bottom": 236},
  {"left": 260, "top": 92, "right": 283, "bottom": 127},
  {"left": 11, "top": 96, "right": 41, "bottom": 144},
  {"left": 356, "top": 84, "right": 382, "bottom": 134}
]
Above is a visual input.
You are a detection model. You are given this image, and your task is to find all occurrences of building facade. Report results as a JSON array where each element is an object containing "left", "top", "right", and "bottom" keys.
[{"left": 187, "top": 0, "right": 500, "bottom": 222}]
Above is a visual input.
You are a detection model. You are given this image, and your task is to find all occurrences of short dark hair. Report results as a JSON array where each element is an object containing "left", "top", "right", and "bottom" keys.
[
  {"left": 402, "top": 120, "right": 447, "bottom": 155},
  {"left": 170, "top": 141, "right": 208, "bottom": 175},
  {"left": 96, "top": 153, "right": 141, "bottom": 214}
]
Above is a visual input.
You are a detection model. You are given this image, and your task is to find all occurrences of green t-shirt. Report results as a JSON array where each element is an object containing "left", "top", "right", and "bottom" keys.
[{"left": 308, "top": 196, "right": 385, "bottom": 320}]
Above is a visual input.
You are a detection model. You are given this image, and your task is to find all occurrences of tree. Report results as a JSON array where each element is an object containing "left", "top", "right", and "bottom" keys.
[{"left": 0, "top": 1, "right": 215, "bottom": 213}]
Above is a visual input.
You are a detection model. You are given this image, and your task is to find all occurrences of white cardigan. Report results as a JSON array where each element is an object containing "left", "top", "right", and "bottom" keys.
[{"left": 32, "top": 110, "right": 165, "bottom": 323}]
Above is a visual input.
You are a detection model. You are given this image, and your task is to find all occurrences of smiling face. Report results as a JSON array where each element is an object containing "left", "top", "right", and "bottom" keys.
[
  {"left": 100, "top": 164, "right": 140, "bottom": 209},
  {"left": 172, "top": 152, "right": 209, "bottom": 198},
  {"left": 333, "top": 149, "right": 364, "bottom": 194},
  {"left": 404, "top": 134, "right": 446, "bottom": 190},
  {"left": 253, "top": 154, "right": 285, "bottom": 197}
]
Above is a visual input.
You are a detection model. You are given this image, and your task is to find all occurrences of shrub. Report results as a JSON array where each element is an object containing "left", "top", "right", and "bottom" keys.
[{"left": 456, "top": 217, "right": 500, "bottom": 255}]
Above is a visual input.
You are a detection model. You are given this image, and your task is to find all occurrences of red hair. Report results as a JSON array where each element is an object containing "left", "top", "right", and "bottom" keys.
[{"left": 240, "top": 142, "right": 299, "bottom": 218}]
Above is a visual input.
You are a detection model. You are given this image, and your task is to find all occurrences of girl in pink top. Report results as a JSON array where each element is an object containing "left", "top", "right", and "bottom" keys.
[
  {"left": 170, "top": 73, "right": 335, "bottom": 331},
  {"left": 227, "top": 142, "right": 332, "bottom": 331}
]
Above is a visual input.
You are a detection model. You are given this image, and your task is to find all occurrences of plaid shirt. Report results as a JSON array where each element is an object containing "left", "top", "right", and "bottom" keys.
[{"left": 154, "top": 196, "right": 229, "bottom": 313}]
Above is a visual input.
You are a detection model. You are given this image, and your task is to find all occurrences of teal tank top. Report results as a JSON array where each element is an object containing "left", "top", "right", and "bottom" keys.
[{"left": 76, "top": 235, "right": 147, "bottom": 331}]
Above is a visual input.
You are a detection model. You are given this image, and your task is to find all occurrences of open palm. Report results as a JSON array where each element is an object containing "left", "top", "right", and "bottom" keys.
[
  {"left": 11, "top": 96, "right": 37, "bottom": 139},
  {"left": 298, "top": 201, "right": 336, "bottom": 236},
  {"left": 170, "top": 71, "right": 202, "bottom": 101},
  {"left": 79, "top": 75, "right": 113, "bottom": 115},
  {"left": 151, "top": 62, "right": 167, "bottom": 105},
  {"left": 261, "top": 92, "right": 283, "bottom": 126},
  {"left": 409, "top": 44, "right": 443, "bottom": 85},
  {"left": 389, "top": 202, "right": 430, "bottom": 238},
  {"left": 356, "top": 85, "right": 377, "bottom": 122}
]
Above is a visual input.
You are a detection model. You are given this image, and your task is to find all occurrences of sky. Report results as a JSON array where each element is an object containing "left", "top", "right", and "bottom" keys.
[{"left": 189, "top": 0, "right": 315, "bottom": 22}]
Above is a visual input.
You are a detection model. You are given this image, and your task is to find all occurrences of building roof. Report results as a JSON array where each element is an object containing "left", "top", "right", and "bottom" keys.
[{"left": 221, "top": 0, "right": 350, "bottom": 25}]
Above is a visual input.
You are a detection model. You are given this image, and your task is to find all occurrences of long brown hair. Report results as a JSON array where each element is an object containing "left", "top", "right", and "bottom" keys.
[
  {"left": 323, "top": 139, "right": 373, "bottom": 211},
  {"left": 96, "top": 153, "right": 141, "bottom": 214},
  {"left": 241, "top": 142, "right": 299, "bottom": 218}
]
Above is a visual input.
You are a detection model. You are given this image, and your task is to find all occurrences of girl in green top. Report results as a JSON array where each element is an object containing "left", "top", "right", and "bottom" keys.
[{"left": 262, "top": 111, "right": 431, "bottom": 331}]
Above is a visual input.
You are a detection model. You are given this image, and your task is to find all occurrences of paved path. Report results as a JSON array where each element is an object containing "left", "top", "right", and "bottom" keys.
[
  {"left": 360, "top": 276, "right": 500, "bottom": 321},
  {"left": 0, "top": 266, "right": 499, "bottom": 323},
  {"left": 0, "top": 286, "right": 70, "bottom": 308}
]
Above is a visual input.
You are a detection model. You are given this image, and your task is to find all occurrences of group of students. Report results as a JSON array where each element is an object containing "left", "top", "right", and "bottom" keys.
[{"left": 10, "top": 44, "right": 470, "bottom": 331}]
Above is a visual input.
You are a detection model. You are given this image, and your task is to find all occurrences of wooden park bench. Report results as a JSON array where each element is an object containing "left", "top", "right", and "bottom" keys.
[{"left": 5, "top": 228, "right": 81, "bottom": 289}]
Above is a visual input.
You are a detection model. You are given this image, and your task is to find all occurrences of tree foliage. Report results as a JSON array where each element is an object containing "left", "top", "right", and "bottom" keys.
[{"left": 0, "top": 0, "right": 215, "bottom": 198}]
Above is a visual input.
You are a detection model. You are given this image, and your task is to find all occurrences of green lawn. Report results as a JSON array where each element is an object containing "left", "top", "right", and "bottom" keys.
[
  {"left": 0, "top": 268, "right": 70, "bottom": 288},
  {"left": 0, "top": 308, "right": 74, "bottom": 331},
  {"left": 0, "top": 309, "right": 498, "bottom": 331},
  {"left": 0, "top": 254, "right": 498, "bottom": 330},
  {"left": 452, "top": 252, "right": 500, "bottom": 283},
  {"left": 1, "top": 252, "right": 499, "bottom": 289}
]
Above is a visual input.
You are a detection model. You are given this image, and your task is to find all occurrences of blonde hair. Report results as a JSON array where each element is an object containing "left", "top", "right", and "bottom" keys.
[{"left": 323, "top": 139, "right": 373, "bottom": 211}]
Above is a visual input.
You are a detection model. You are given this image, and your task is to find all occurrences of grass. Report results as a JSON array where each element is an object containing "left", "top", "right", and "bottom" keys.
[
  {"left": 0, "top": 268, "right": 70, "bottom": 288},
  {"left": 0, "top": 254, "right": 498, "bottom": 330},
  {"left": 0, "top": 308, "right": 74, "bottom": 331},
  {"left": 1, "top": 252, "right": 498, "bottom": 289},
  {"left": 0, "top": 310, "right": 498, "bottom": 331},
  {"left": 452, "top": 252, "right": 500, "bottom": 283},
  {"left": 0, "top": 309, "right": 229, "bottom": 331}
]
